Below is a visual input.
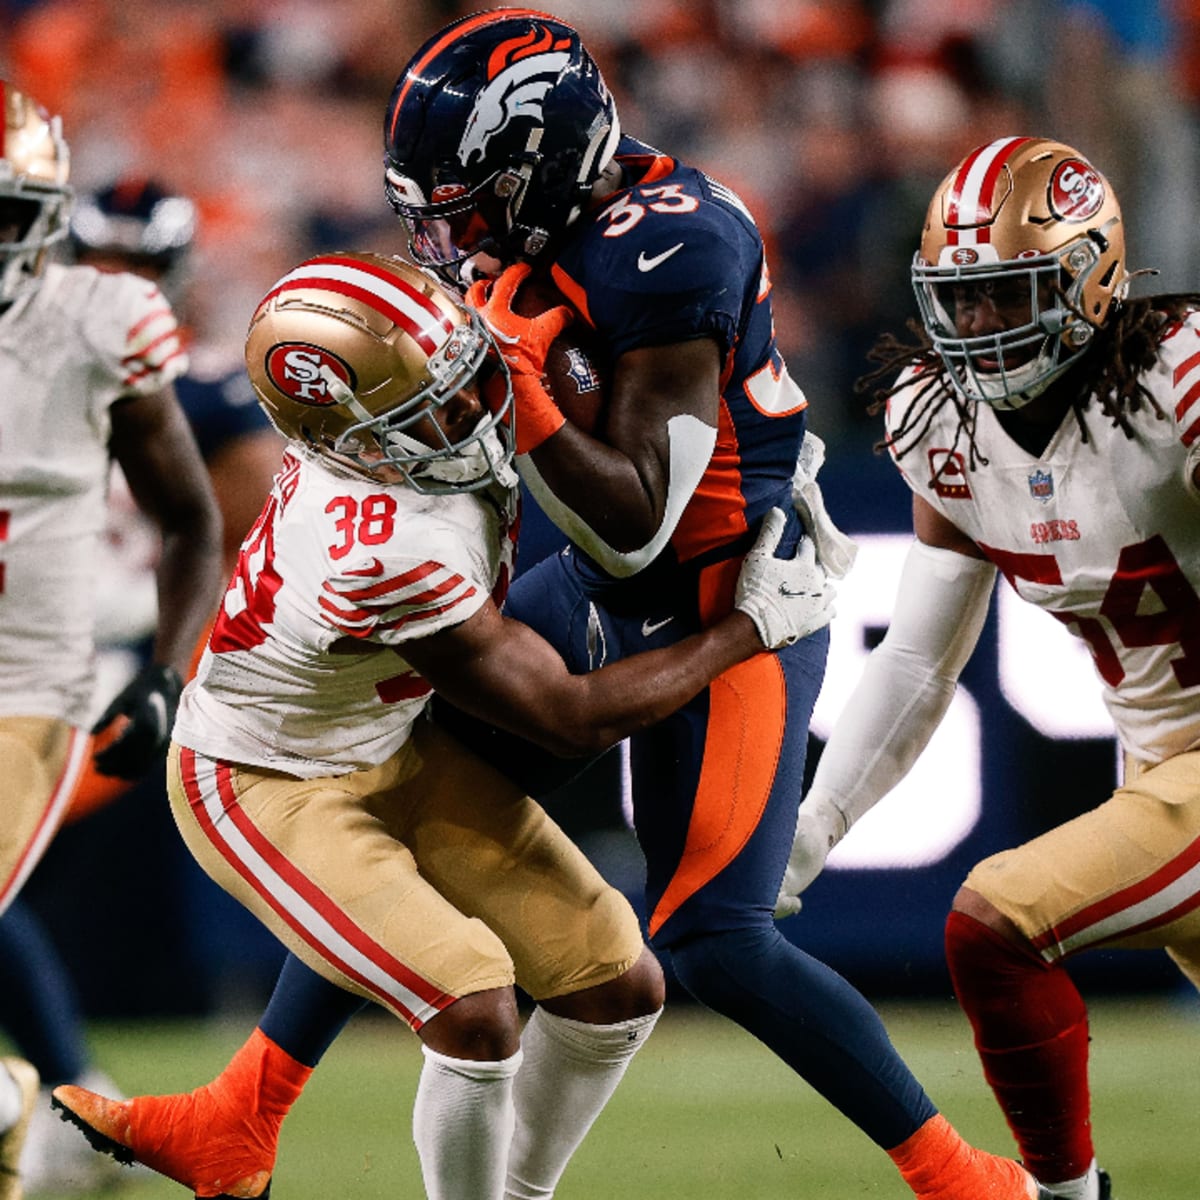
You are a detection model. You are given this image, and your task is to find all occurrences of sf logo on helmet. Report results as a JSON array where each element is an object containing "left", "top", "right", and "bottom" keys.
[
  {"left": 1049, "top": 159, "right": 1105, "bottom": 222},
  {"left": 457, "top": 28, "right": 572, "bottom": 167},
  {"left": 266, "top": 343, "right": 354, "bottom": 406}
]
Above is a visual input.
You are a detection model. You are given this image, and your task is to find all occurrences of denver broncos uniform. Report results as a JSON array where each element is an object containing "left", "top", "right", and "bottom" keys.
[
  {"left": 168, "top": 446, "right": 643, "bottom": 1026},
  {"left": 887, "top": 310, "right": 1200, "bottom": 978},
  {"left": 479, "top": 137, "right": 829, "bottom": 948},
  {"left": 0, "top": 262, "right": 186, "bottom": 911}
]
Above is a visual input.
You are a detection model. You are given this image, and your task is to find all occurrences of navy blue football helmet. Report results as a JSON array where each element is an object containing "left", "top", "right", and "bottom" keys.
[
  {"left": 383, "top": 8, "right": 620, "bottom": 279},
  {"left": 69, "top": 176, "right": 196, "bottom": 301}
]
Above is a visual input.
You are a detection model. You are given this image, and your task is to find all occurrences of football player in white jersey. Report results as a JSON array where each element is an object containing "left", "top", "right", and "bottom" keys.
[
  {"left": 777, "top": 136, "right": 1200, "bottom": 1200},
  {"left": 52, "top": 250, "right": 834, "bottom": 1199},
  {"left": 0, "top": 82, "right": 223, "bottom": 1199}
]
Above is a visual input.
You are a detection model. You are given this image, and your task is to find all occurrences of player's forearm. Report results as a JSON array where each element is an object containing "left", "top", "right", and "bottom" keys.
[
  {"left": 806, "top": 541, "right": 995, "bottom": 835},
  {"left": 526, "top": 422, "right": 662, "bottom": 548},
  {"left": 152, "top": 525, "right": 224, "bottom": 674},
  {"left": 519, "top": 414, "right": 715, "bottom": 578}
]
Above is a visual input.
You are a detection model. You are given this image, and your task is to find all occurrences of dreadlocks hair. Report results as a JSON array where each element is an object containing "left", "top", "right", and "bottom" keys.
[{"left": 858, "top": 291, "right": 1200, "bottom": 476}]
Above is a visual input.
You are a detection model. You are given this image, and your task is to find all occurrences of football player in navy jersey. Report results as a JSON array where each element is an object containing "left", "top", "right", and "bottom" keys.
[{"left": 49, "top": 12, "right": 1047, "bottom": 1200}]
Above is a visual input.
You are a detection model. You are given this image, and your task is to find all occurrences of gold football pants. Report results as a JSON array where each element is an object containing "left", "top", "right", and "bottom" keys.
[
  {"left": 0, "top": 715, "right": 88, "bottom": 914},
  {"left": 964, "top": 748, "right": 1200, "bottom": 989},
  {"left": 167, "top": 720, "right": 643, "bottom": 1030}
]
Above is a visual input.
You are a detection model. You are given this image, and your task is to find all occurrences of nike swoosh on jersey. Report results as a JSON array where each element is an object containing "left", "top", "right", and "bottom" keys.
[
  {"left": 641, "top": 616, "right": 674, "bottom": 636},
  {"left": 637, "top": 243, "right": 684, "bottom": 272}
]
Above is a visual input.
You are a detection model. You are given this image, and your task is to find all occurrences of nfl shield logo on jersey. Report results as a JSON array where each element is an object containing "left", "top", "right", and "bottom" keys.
[
  {"left": 1028, "top": 468, "right": 1054, "bottom": 503},
  {"left": 564, "top": 346, "right": 602, "bottom": 393}
]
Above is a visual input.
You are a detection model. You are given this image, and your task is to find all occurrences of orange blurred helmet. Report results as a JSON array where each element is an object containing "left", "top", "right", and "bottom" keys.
[
  {"left": 0, "top": 81, "right": 71, "bottom": 305},
  {"left": 245, "top": 252, "right": 515, "bottom": 494},
  {"left": 912, "top": 136, "right": 1128, "bottom": 409}
]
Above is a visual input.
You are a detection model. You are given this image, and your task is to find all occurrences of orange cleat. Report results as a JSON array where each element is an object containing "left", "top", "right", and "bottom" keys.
[
  {"left": 48, "top": 1028, "right": 309, "bottom": 1200},
  {"left": 50, "top": 1084, "right": 273, "bottom": 1200}
]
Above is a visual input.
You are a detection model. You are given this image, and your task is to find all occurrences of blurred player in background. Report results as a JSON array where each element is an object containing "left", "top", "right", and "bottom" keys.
[
  {"left": 70, "top": 176, "right": 283, "bottom": 582},
  {"left": 0, "top": 174, "right": 283, "bottom": 1194},
  {"left": 0, "top": 81, "right": 223, "bottom": 1199},
  {"left": 52, "top": 250, "right": 834, "bottom": 1198},
  {"left": 778, "top": 135, "right": 1200, "bottom": 1200}
]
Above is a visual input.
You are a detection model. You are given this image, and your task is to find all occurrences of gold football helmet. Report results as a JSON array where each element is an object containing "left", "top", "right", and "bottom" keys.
[
  {"left": 0, "top": 81, "right": 71, "bottom": 306},
  {"left": 912, "top": 136, "right": 1128, "bottom": 409},
  {"left": 245, "top": 252, "right": 515, "bottom": 494}
]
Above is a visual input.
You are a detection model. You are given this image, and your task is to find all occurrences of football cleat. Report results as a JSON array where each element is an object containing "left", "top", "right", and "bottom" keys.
[
  {"left": 0, "top": 1058, "right": 39, "bottom": 1200},
  {"left": 19, "top": 1069, "right": 129, "bottom": 1194},
  {"left": 50, "top": 1085, "right": 272, "bottom": 1199},
  {"left": 1098, "top": 1168, "right": 1113, "bottom": 1200}
]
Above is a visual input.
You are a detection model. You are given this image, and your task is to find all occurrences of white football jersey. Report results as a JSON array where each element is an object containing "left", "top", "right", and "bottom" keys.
[
  {"left": 174, "top": 445, "right": 516, "bottom": 777},
  {"left": 888, "top": 309, "right": 1200, "bottom": 764},
  {"left": 0, "top": 263, "right": 187, "bottom": 724}
]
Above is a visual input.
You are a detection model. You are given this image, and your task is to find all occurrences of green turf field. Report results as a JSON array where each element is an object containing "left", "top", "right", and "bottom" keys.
[{"left": 23, "top": 994, "right": 1198, "bottom": 1198}]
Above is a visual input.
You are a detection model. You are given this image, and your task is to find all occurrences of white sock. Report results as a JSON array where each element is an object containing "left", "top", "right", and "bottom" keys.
[
  {"left": 505, "top": 1006, "right": 661, "bottom": 1200},
  {"left": 0, "top": 1064, "right": 21, "bottom": 1133},
  {"left": 1041, "top": 1160, "right": 1101, "bottom": 1200},
  {"left": 412, "top": 1045, "right": 522, "bottom": 1200}
]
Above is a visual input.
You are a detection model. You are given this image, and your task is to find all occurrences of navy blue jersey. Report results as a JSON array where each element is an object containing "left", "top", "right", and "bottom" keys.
[
  {"left": 175, "top": 357, "right": 272, "bottom": 465},
  {"left": 549, "top": 136, "right": 809, "bottom": 567}
]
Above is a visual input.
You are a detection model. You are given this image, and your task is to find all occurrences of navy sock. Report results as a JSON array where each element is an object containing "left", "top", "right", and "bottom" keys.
[
  {"left": 257, "top": 953, "right": 369, "bottom": 1068},
  {"left": 0, "top": 898, "right": 88, "bottom": 1084},
  {"left": 669, "top": 925, "right": 936, "bottom": 1149}
]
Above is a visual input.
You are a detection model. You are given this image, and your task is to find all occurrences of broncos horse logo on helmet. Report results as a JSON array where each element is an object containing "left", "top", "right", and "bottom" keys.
[{"left": 383, "top": 8, "right": 620, "bottom": 282}]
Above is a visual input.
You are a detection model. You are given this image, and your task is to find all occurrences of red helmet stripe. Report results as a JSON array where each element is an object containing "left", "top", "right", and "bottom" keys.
[
  {"left": 263, "top": 256, "right": 455, "bottom": 356},
  {"left": 387, "top": 8, "right": 561, "bottom": 142},
  {"left": 945, "top": 136, "right": 1034, "bottom": 245}
]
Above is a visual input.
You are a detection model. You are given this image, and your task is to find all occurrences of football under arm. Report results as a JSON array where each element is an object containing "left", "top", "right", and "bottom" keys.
[
  {"left": 516, "top": 336, "right": 721, "bottom": 579},
  {"left": 517, "top": 412, "right": 717, "bottom": 578},
  {"left": 803, "top": 538, "right": 997, "bottom": 840}
]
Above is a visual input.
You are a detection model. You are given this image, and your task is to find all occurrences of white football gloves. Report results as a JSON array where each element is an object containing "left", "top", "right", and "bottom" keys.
[
  {"left": 735, "top": 508, "right": 835, "bottom": 650},
  {"left": 774, "top": 789, "right": 849, "bottom": 918},
  {"left": 792, "top": 433, "right": 857, "bottom": 581}
]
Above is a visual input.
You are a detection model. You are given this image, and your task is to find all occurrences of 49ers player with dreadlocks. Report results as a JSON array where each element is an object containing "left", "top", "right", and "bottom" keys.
[{"left": 778, "top": 136, "right": 1200, "bottom": 1200}]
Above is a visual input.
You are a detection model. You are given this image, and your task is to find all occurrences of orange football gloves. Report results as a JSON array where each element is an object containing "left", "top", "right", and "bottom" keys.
[{"left": 467, "top": 263, "right": 574, "bottom": 454}]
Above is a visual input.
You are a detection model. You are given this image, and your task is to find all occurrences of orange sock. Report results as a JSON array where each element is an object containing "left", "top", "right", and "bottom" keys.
[
  {"left": 55, "top": 1027, "right": 311, "bottom": 1199},
  {"left": 888, "top": 1114, "right": 1038, "bottom": 1200}
]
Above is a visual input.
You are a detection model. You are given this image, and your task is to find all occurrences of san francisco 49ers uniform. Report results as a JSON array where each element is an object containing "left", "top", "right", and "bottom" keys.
[
  {"left": 168, "top": 446, "right": 643, "bottom": 1028},
  {"left": 887, "top": 308, "right": 1200, "bottom": 980},
  {"left": 0, "top": 262, "right": 186, "bottom": 912}
]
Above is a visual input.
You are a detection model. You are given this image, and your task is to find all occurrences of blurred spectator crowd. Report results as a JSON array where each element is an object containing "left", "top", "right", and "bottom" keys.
[{"left": 2, "top": 0, "right": 1199, "bottom": 450}]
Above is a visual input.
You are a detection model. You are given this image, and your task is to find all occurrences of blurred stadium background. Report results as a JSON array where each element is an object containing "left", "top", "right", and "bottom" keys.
[{"left": 2, "top": 0, "right": 1198, "bottom": 1195}]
